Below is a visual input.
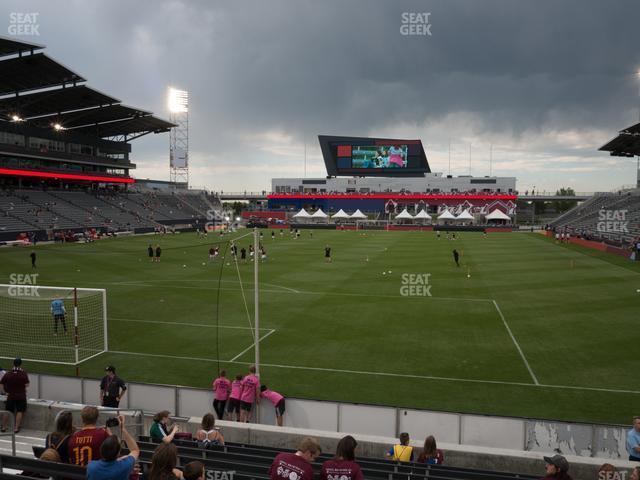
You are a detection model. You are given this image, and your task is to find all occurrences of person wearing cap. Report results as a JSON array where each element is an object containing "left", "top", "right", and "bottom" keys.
[
  {"left": 100, "top": 366, "right": 127, "bottom": 408},
  {"left": 542, "top": 454, "right": 572, "bottom": 480},
  {"left": 0, "top": 358, "right": 29, "bottom": 433}
]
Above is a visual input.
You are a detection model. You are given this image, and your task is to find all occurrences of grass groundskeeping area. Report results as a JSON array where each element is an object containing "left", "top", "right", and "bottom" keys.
[{"left": 0, "top": 229, "right": 638, "bottom": 425}]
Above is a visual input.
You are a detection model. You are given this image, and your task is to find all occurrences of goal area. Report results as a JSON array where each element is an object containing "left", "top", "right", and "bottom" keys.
[{"left": 0, "top": 284, "right": 108, "bottom": 365}]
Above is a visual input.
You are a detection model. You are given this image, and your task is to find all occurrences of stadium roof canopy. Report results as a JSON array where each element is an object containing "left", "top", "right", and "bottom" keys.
[
  {"left": 0, "top": 53, "right": 85, "bottom": 96},
  {"left": 0, "top": 37, "right": 175, "bottom": 140},
  {"left": 0, "top": 85, "right": 120, "bottom": 120},
  {"left": 599, "top": 122, "right": 640, "bottom": 157},
  {"left": 0, "top": 35, "right": 44, "bottom": 57}
]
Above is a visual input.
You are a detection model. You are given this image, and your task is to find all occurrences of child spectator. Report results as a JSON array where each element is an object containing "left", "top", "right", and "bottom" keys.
[
  {"left": 239, "top": 365, "right": 260, "bottom": 423},
  {"left": 184, "top": 461, "right": 205, "bottom": 480},
  {"left": 385, "top": 432, "right": 413, "bottom": 462},
  {"left": 150, "top": 410, "right": 179, "bottom": 444},
  {"left": 45, "top": 410, "right": 75, "bottom": 463},
  {"left": 212, "top": 370, "right": 231, "bottom": 420},
  {"left": 195, "top": 413, "right": 225, "bottom": 447},
  {"left": 149, "top": 443, "right": 182, "bottom": 480},
  {"left": 321, "top": 435, "right": 363, "bottom": 480},
  {"left": 226, "top": 374, "right": 243, "bottom": 422},
  {"left": 417, "top": 435, "right": 443, "bottom": 465},
  {"left": 269, "top": 437, "right": 321, "bottom": 480},
  {"left": 260, "top": 385, "right": 285, "bottom": 427}
]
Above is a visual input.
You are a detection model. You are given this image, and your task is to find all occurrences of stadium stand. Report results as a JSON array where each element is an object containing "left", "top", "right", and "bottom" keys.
[{"left": 549, "top": 188, "right": 640, "bottom": 246}]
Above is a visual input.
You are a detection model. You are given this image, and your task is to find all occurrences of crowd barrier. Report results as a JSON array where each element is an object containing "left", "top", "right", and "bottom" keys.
[{"left": 13, "top": 372, "right": 630, "bottom": 460}]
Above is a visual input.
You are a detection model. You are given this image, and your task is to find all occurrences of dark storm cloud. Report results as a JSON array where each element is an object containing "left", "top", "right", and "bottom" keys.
[{"left": 2, "top": 0, "right": 639, "bottom": 189}]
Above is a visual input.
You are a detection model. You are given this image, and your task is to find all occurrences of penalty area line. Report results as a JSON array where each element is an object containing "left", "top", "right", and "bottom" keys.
[
  {"left": 492, "top": 299, "right": 539, "bottom": 385},
  {"left": 228, "top": 329, "right": 277, "bottom": 362}
]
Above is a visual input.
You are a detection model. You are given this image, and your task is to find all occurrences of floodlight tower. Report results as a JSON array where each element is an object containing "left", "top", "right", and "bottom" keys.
[{"left": 168, "top": 87, "right": 189, "bottom": 186}]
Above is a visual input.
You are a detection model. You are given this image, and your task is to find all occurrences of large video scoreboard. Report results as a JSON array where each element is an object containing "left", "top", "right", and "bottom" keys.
[{"left": 319, "top": 135, "right": 430, "bottom": 177}]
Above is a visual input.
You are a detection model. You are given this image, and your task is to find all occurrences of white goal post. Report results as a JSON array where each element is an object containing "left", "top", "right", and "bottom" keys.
[{"left": 0, "top": 284, "right": 108, "bottom": 366}]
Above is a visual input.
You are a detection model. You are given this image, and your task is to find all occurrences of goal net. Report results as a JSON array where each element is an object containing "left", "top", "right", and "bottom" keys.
[{"left": 0, "top": 284, "right": 107, "bottom": 365}]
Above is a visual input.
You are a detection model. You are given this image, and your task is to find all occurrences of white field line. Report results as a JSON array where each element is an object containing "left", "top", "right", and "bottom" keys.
[
  {"left": 105, "top": 349, "right": 640, "bottom": 395},
  {"left": 492, "top": 300, "right": 539, "bottom": 385},
  {"left": 229, "top": 329, "right": 277, "bottom": 362},
  {"left": 109, "top": 317, "right": 272, "bottom": 331}
]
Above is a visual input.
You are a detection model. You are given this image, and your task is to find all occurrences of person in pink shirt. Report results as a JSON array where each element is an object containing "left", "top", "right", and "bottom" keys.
[
  {"left": 212, "top": 370, "right": 231, "bottom": 420},
  {"left": 239, "top": 365, "right": 260, "bottom": 423},
  {"left": 226, "top": 374, "right": 243, "bottom": 422},
  {"left": 260, "top": 385, "right": 285, "bottom": 427},
  {"left": 321, "top": 435, "right": 364, "bottom": 480}
]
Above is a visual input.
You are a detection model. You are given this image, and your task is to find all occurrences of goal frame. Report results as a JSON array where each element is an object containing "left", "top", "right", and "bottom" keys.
[{"left": 0, "top": 284, "right": 108, "bottom": 366}]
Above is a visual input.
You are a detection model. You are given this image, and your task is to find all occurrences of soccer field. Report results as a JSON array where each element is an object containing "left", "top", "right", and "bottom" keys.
[{"left": 0, "top": 230, "right": 638, "bottom": 425}]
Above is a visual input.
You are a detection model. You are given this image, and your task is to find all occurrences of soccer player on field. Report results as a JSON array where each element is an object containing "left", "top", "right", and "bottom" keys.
[
  {"left": 452, "top": 249, "right": 460, "bottom": 267},
  {"left": 51, "top": 298, "right": 67, "bottom": 335},
  {"left": 239, "top": 365, "right": 260, "bottom": 422},
  {"left": 147, "top": 244, "right": 154, "bottom": 262},
  {"left": 208, "top": 247, "right": 216, "bottom": 262},
  {"left": 30, "top": 251, "right": 36, "bottom": 269},
  {"left": 155, "top": 245, "right": 162, "bottom": 263},
  {"left": 325, "top": 245, "right": 332, "bottom": 263},
  {"left": 240, "top": 247, "right": 247, "bottom": 263}
]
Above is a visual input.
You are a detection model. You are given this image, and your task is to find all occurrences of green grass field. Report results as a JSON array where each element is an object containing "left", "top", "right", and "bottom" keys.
[{"left": 0, "top": 229, "right": 638, "bottom": 425}]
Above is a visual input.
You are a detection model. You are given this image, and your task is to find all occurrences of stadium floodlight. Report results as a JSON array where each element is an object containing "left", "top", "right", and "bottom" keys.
[
  {"left": 52, "top": 123, "right": 64, "bottom": 131},
  {"left": 168, "top": 87, "right": 189, "bottom": 113},
  {"left": 235, "top": 216, "right": 241, "bottom": 222},
  {"left": 10, "top": 114, "right": 23, "bottom": 122},
  {"left": 225, "top": 216, "right": 230, "bottom": 222}
]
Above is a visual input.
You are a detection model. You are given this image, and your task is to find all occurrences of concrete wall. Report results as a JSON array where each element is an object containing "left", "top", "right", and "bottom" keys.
[
  {"left": 8, "top": 400, "right": 639, "bottom": 480},
  {"left": 16, "top": 373, "right": 631, "bottom": 460}
]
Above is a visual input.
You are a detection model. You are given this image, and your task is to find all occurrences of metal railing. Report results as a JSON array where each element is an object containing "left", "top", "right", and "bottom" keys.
[{"left": 0, "top": 410, "right": 16, "bottom": 456}]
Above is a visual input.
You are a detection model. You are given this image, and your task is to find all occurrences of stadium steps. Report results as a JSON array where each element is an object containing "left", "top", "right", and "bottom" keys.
[
  {"left": 0, "top": 194, "right": 40, "bottom": 232},
  {"left": 12, "top": 191, "right": 82, "bottom": 230},
  {"left": 45, "top": 190, "right": 145, "bottom": 230},
  {"left": 92, "top": 193, "right": 158, "bottom": 229},
  {"left": 43, "top": 190, "right": 113, "bottom": 228},
  {"left": 132, "top": 437, "right": 537, "bottom": 480}
]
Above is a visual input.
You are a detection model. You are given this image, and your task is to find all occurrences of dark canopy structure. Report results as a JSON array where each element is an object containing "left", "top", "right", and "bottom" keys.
[
  {"left": 0, "top": 37, "right": 174, "bottom": 140},
  {"left": 599, "top": 122, "right": 640, "bottom": 157}
]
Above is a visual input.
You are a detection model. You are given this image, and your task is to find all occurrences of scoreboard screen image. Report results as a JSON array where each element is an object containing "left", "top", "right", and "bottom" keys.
[{"left": 319, "top": 135, "right": 430, "bottom": 177}]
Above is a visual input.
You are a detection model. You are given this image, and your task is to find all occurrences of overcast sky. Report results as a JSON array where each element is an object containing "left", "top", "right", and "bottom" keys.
[{"left": 4, "top": 0, "right": 640, "bottom": 193}]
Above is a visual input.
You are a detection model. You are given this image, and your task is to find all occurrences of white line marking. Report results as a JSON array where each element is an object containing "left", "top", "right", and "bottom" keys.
[
  {"left": 106, "top": 349, "right": 640, "bottom": 395},
  {"left": 229, "top": 329, "right": 277, "bottom": 362},
  {"left": 109, "top": 317, "right": 272, "bottom": 331},
  {"left": 493, "top": 299, "right": 539, "bottom": 385}
]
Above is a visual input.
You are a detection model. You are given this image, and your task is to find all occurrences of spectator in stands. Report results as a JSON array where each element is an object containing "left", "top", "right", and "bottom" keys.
[
  {"left": 100, "top": 365, "right": 127, "bottom": 408},
  {"left": 260, "top": 385, "right": 286, "bottom": 427},
  {"left": 195, "top": 413, "right": 225, "bottom": 447},
  {"left": 239, "top": 365, "right": 260, "bottom": 423},
  {"left": 385, "top": 432, "right": 413, "bottom": 462},
  {"left": 321, "top": 435, "right": 363, "bottom": 480},
  {"left": 45, "top": 410, "right": 75, "bottom": 463},
  {"left": 631, "top": 466, "right": 640, "bottom": 480},
  {"left": 149, "top": 443, "right": 183, "bottom": 480},
  {"left": 184, "top": 461, "right": 205, "bottom": 480},
  {"left": 227, "top": 374, "right": 243, "bottom": 422},
  {"left": 87, "top": 415, "right": 140, "bottom": 480},
  {"left": 269, "top": 437, "right": 321, "bottom": 480},
  {"left": 628, "top": 417, "right": 640, "bottom": 461},
  {"left": 21, "top": 448, "right": 62, "bottom": 478},
  {"left": 0, "top": 357, "right": 29, "bottom": 433},
  {"left": 541, "top": 454, "right": 572, "bottom": 480},
  {"left": 417, "top": 435, "right": 444, "bottom": 465},
  {"left": 68, "top": 406, "right": 111, "bottom": 467},
  {"left": 212, "top": 370, "right": 231, "bottom": 420},
  {"left": 150, "top": 410, "right": 179, "bottom": 443}
]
